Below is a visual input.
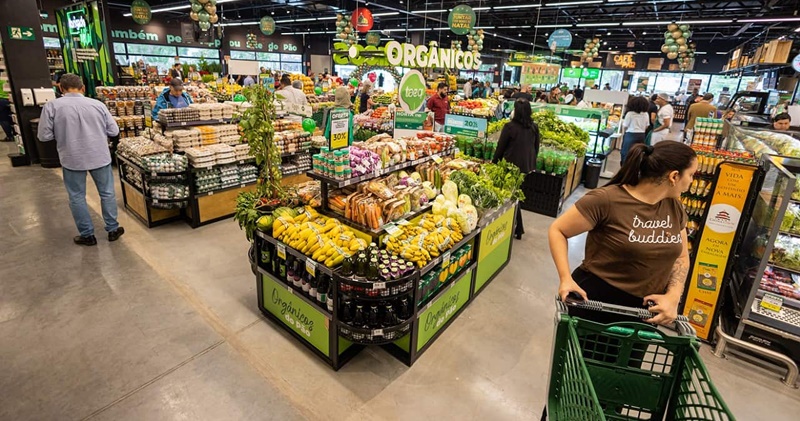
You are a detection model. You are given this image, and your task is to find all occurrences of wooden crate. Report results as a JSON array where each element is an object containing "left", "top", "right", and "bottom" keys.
[
  {"left": 753, "top": 45, "right": 765, "bottom": 64},
  {"left": 763, "top": 39, "right": 793, "bottom": 64}
]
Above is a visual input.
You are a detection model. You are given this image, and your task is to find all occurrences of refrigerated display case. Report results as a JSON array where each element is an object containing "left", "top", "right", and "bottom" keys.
[
  {"left": 724, "top": 124, "right": 800, "bottom": 158},
  {"left": 718, "top": 154, "right": 800, "bottom": 386}
]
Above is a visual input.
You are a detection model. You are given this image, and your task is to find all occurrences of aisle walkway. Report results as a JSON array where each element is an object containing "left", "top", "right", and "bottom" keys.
[{"left": 1, "top": 142, "right": 798, "bottom": 420}]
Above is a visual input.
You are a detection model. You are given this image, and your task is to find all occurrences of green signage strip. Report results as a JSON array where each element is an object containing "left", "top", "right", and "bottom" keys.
[
  {"left": 394, "top": 111, "right": 427, "bottom": 130},
  {"left": 262, "top": 274, "right": 331, "bottom": 357},
  {"left": 417, "top": 268, "right": 473, "bottom": 351},
  {"left": 444, "top": 113, "right": 488, "bottom": 138},
  {"left": 563, "top": 67, "right": 600, "bottom": 79},
  {"left": 474, "top": 205, "right": 514, "bottom": 293},
  {"left": 7, "top": 26, "right": 35, "bottom": 41},
  {"left": 542, "top": 104, "right": 607, "bottom": 121}
]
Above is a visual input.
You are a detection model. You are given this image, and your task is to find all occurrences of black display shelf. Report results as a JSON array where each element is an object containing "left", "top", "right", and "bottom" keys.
[
  {"left": 418, "top": 261, "right": 477, "bottom": 309},
  {"left": 157, "top": 118, "right": 232, "bottom": 128},
  {"left": 281, "top": 150, "right": 311, "bottom": 158},
  {"left": 336, "top": 270, "right": 417, "bottom": 301},
  {"left": 755, "top": 288, "right": 800, "bottom": 311},
  {"left": 256, "top": 266, "right": 333, "bottom": 317},
  {"left": 307, "top": 149, "right": 454, "bottom": 189},
  {"left": 117, "top": 154, "right": 188, "bottom": 177},
  {"left": 778, "top": 230, "right": 800, "bottom": 240},
  {"left": 721, "top": 63, "right": 789, "bottom": 75},
  {"left": 419, "top": 228, "right": 480, "bottom": 276},
  {"left": 190, "top": 158, "right": 255, "bottom": 171},
  {"left": 317, "top": 204, "right": 433, "bottom": 237},
  {"left": 336, "top": 317, "right": 414, "bottom": 345},
  {"left": 119, "top": 177, "right": 188, "bottom": 204},
  {"left": 195, "top": 180, "right": 258, "bottom": 197},
  {"left": 255, "top": 230, "right": 336, "bottom": 276}
]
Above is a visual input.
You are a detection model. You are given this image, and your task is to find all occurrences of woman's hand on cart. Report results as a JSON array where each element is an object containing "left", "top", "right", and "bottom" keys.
[
  {"left": 642, "top": 293, "right": 680, "bottom": 325},
  {"left": 558, "top": 276, "right": 588, "bottom": 303}
]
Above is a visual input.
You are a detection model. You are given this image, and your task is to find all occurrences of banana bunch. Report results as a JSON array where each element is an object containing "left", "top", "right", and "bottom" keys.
[
  {"left": 383, "top": 215, "right": 465, "bottom": 268},
  {"left": 271, "top": 207, "right": 366, "bottom": 268}
]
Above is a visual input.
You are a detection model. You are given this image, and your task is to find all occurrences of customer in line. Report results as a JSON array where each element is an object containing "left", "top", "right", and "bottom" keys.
[
  {"left": 483, "top": 81, "right": 493, "bottom": 98},
  {"left": 427, "top": 83, "right": 450, "bottom": 132},
  {"left": 463, "top": 79, "right": 472, "bottom": 99},
  {"left": 685, "top": 88, "right": 701, "bottom": 106},
  {"left": 277, "top": 74, "right": 308, "bottom": 106},
  {"left": 685, "top": 93, "right": 717, "bottom": 143},
  {"left": 493, "top": 99, "right": 539, "bottom": 240},
  {"left": 358, "top": 81, "right": 375, "bottom": 114},
  {"left": 773, "top": 112, "right": 792, "bottom": 131},
  {"left": 37, "top": 74, "right": 124, "bottom": 246},
  {"left": 151, "top": 78, "right": 193, "bottom": 121},
  {"left": 619, "top": 96, "right": 651, "bottom": 164},
  {"left": 513, "top": 84, "right": 534, "bottom": 102},
  {"left": 650, "top": 93, "right": 674, "bottom": 144},
  {"left": 243, "top": 75, "right": 256, "bottom": 87},
  {"left": 549, "top": 141, "right": 697, "bottom": 325}
]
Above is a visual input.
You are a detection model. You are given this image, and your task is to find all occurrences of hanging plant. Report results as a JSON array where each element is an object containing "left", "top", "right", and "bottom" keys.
[{"left": 234, "top": 85, "right": 285, "bottom": 241}]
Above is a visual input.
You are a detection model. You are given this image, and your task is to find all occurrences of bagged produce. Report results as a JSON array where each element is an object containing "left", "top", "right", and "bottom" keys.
[{"left": 442, "top": 180, "right": 459, "bottom": 203}]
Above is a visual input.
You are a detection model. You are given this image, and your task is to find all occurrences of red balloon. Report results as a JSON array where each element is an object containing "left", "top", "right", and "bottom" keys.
[
  {"left": 368, "top": 72, "right": 377, "bottom": 83},
  {"left": 351, "top": 8, "right": 374, "bottom": 34}
]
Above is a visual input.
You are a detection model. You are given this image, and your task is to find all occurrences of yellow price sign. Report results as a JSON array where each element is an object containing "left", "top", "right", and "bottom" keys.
[{"left": 329, "top": 110, "right": 350, "bottom": 150}]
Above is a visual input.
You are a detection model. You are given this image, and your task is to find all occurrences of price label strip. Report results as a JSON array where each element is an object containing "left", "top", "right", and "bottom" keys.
[
  {"left": 277, "top": 243, "right": 287, "bottom": 260},
  {"left": 306, "top": 259, "right": 316, "bottom": 277},
  {"left": 372, "top": 282, "right": 386, "bottom": 290},
  {"left": 760, "top": 293, "right": 783, "bottom": 313},
  {"left": 384, "top": 223, "right": 402, "bottom": 237},
  {"left": 372, "top": 329, "right": 384, "bottom": 337},
  {"left": 431, "top": 154, "right": 443, "bottom": 164},
  {"left": 397, "top": 219, "right": 410, "bottom": 226},
  {"left": 441, "top": 250, "right": 451, "bottom": 266}
]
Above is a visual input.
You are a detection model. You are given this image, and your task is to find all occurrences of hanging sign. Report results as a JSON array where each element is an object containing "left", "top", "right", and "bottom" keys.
[
  {"left": 398, "top": 70, "right": 428, "bottom": 113},
  {"left": 384, "top": 41, "right": 482, "bottom": 70},
  {"left": 605, "top": 53, "right": 636, "bottom": 69},
  {"left": 520, "top": 63, "right": 560, "bottom": 85},
  {"left": 563, "top": 67, "right": 600, "bottom": 79},
  {"left": 448, "top": 5, "right": 476, "bottom": 35},
  {"left": 351, "top": 8, "right": 374, "bottom": 33},
  {"left": 366, "top": 31, "right": 381, "bottom": 47},
  {"left": 328, "top": 109, "right": 350, "bottom": 150},
  {"left": 259, "top": 16, "right": 276, "bottom": 36},
  {"left": 547, "top": 29, "right": 572, "bottom": 51},
  {"left": 444, "top": 114, "right": 487, "bottom": 138},
  {"left": 792, "top": 54, "right": 800, "bottom": 73},
  {"left": 682, "top": 163, "right": 756, "bottom": 340},
  {"left": 130, "top": 0, "right": 152, "bottom": 25}
]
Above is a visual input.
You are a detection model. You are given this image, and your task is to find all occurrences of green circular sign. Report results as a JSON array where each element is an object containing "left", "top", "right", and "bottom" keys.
[
  {"left": 448, "top": 5, "right": 476, "bottom": 36},
  {"left": 260, "top": 16, "right": 275, "bottom": 36},
  {"left": 366, "top": 31, "right": 381, "bottom": 47},
  {"left": 130, "top": 0, "right": 152, "bottom": 25},
  {"left": 399, "top": 70, "right": 427, "bottom": 113}
]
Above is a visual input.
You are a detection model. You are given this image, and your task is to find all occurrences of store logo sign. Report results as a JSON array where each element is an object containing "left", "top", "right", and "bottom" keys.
[
  {"left": 398, "top": 70, "right": 427, "bottom": 113},
  {"left": 706, "top": 204, "right": 740, "bottom": 234},
  {"left": 67, "top": 10, "right": 87, "bottom": 35},
  {"left": 385, "top": 41, "right": 482, "bottom": 70}
]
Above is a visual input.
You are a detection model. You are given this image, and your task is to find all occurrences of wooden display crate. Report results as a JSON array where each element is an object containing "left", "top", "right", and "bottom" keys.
[
  {"left": 763, "top": 39, "right": 793, "bottom": 64},
  {"left": 186, "top": 183, "right": 258, "bottom": 228}
]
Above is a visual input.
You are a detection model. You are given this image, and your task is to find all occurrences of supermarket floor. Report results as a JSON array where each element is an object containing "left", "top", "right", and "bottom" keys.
[{"left": 1, "top": 142, "right": 799, "bottom": 421}]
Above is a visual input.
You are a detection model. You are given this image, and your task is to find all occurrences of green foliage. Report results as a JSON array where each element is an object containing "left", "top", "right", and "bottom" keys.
[
  {"left": 234, "top": 191, "right": 263, "bottom": 242},
  {"left": 487, "top": 118, "right": 509, "bottom": 136},
  {"left": 481, "top": 160, "right": 526, "bottom": 202},
  {"left": 449, "top": 169, "right": 509, "bottom": 210},
  {"left": 531, "top": 110, "right": 589, "bottom": 156},
  {"left": 201, "top": 74, "right": 215, "bottom": 83}
]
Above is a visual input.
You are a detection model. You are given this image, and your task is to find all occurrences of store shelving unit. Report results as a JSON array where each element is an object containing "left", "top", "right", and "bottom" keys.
[
  {"left": 252, "top": 200, "right": 519, "bottom": 370},
  {"left": 185, "top": 158, "right": 259, "bottom": 228},
  {"left": 116, "top": 154, "right": 189, "bottom": 227}
]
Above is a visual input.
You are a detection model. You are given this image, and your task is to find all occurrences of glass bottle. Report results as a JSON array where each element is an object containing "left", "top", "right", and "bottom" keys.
[
  {"left": 368, "top": 305, "right": 380, "bottom": 328},
  {"left": 260, "top": 242, "right": 272, "bottom": 269},
  {"left": 302, "top": 271, "right": 311, "bottom": 293},
  {"left": 341, "top": 254, "right": 354, "bottom": 277},
  {"left": 355, "top": 253, "right": 368, "bottom": 277},
  {"left": 316, "top": 275, "right": 328, "bottom": 303},
  {"left": 326, "top": 280, "right": 334, "bottom": 312},
  {"left": 308, "top": 272, "right": 318, "bottom": 298},
  {"left": 398, "top": 298, "right": 411, "bottom": 320},
  {"left": 353, "top": 304, "right": 366, "bottom": 327},
  {"left": 384, "top": 304, "right": 399, "bottom": 326},
  {"left": 341, "top": 299, "right": 354, "bottom": 323},
  {"left": 367, "top": 258, "right": 380, "bottom": 280},
  {"left": 278, "top": 254, "right": 288, "bottom": 281}
]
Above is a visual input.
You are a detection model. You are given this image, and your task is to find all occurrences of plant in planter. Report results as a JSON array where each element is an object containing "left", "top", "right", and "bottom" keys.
[{"left": 234, "top": 85, "right": 285, "bottom": 241}]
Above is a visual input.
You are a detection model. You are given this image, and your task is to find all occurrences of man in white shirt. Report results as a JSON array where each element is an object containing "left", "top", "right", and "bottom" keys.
[
  {"left": 463, "top": 79, "right": 472, "bottom": 99},
  {"left": 276, "top": 74, "right": 308, "bottom": 106},
  {"left": 650, "top": 93, "right": 674, "bottom": 144}
]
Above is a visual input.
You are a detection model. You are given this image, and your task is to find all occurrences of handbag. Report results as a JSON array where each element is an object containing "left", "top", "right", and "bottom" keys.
[{"left": 644, "top": 130, "right": 653, "bottom": 146}]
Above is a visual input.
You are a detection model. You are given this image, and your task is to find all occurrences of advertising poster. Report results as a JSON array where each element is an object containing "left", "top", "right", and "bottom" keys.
[
  {"left": 682, "top": 163, "right": 756, "bottom": 340},
  {"left": 687, "top": 78, "right": 703, "bottom": 93},
  {"left": 262, "top": 275, "right": 331, "bottom": 356},
  {"left": 520, "top": 63, "right": 560, "bottom": 85},
  {"left": 444, "top": 114, "right": 487, "bottom": 138},
  {"left": 328, "top": 109, "right": 350, "bottom": 150},
  {"left": 56, "top": 1, "right": 115, "bottom": 94},
  {"left": 636, "top": 77, "right": 650, "bottom": 92}
]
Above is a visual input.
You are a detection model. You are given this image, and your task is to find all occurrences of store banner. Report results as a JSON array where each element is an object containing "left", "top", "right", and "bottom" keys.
[
  {"left": 416, "top": 268, "right": 473, "bottom": 351},
  {"left": 259, "top": 16, "right": 276, "bottom": 36},
  {"left": 605, "top": 53, "right": 636, "bottom": 70},
  {"left": 448, "top": 5, "right": 476, "bottom": 35},
  {"left": 329, "top": 109, "right": 350, "bottom": 150},
  {"left": 682, "top": 163, "right": 757, "bottom": 340},
  {"left": 562, "top": 67, "right": 600, "bottom": 79},
  {"left": 130, "top": 0, "right": 151, "bottom": 25},
  {"left": 547, "top": 29, "right": 572, "bottom": 51},
  {"left": 520, "top": 63, "right": 560, "bottom": 86},
  {"left": 394, "top": 111, "right": 429, "bottom": 139},
  {"left": 398, "top": 70, "right": 427, "bottom": 113},
  {"left": 474, "top": 205, "right": 515, "bottom": 293},
  {"left": 444, "top": 114, "right": 487, "bottom": 138},
  {"left": 262, "top": 275, "right": 330, "bottom": 356},
  {"left": 687, "top": 78, "right": 703, "bottom": 93},
  {"left": 636, "top": 77, "right": 650, "bottom": 92}
]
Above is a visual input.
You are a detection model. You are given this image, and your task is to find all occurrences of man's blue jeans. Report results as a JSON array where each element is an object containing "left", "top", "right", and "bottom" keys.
[{"left": 62, "top": 164, "right": 119, "bottom": 237}]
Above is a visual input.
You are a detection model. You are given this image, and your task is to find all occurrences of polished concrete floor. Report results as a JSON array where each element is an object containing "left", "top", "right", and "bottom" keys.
[{"left": 1, "top": 141, "right": 799, "bottom": 421}]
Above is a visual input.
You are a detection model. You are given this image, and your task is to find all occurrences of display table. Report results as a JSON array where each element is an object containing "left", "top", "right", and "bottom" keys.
[{"left": 251, "top": 200, "right": 518, "bottom": 369}]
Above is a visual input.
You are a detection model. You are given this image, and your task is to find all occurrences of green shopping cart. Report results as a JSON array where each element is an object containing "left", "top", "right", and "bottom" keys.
[{"left": 545, "top": 298, "right": 735, "bottom": 421}]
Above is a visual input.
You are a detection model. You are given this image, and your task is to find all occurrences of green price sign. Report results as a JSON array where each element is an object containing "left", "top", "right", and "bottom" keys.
[
  {"left": 444, "top": 113, "right": 487, "bottom": 138},
  {"left": 394, "top": 111, "right": 427, "bottom": 130},
  {"left": 563, "top": 67, "right": 600, "bottom": 79},
  {"left": 260, "top": 16, "right": 276, "bottom": 36},
  {"left": 262, "top": 274, "right": 331, "bottom": 356}
]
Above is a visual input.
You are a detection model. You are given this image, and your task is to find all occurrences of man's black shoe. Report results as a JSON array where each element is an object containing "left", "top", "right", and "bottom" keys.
[
  {"left": 74, "top": 235, "right": 97, "bottom": 246},
  {"left": 108, "top": 227, "right": 125, "bottom": 242}
]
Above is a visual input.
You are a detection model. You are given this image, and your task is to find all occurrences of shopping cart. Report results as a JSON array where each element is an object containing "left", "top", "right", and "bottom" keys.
[{"left": 545, "top": 297, "right": 735, "bottom": 421}]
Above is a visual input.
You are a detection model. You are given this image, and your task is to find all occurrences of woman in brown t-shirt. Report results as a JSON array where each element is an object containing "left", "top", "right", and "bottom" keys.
[{"left": 548, "top": 142, "right": 697, "bottom": 325}]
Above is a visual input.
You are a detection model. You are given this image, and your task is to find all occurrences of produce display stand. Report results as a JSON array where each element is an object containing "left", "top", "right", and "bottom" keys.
[
  {"left": 251, "top": 200, "right": 517, "bottom": 369},
  {"left": 520, "top": 157, "right": 583, "bottom": 218},
  {"left": 116, "top": 154, "right": 188, "bottom": 228}
]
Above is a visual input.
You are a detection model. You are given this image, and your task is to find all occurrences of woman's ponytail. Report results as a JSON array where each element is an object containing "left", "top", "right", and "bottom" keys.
[{"left": 608, "top": 142, "right": 695, "bottom": 186}]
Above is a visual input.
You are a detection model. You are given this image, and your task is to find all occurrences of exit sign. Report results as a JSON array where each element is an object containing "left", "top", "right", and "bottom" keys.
[{"left": 7, "top": 26, "right": 35, "bottom": 41}]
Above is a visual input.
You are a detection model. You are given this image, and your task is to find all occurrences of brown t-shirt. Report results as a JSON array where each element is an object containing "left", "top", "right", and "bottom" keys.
[{"left": 575, "top": 185, "right": 686, "bottom": 297}]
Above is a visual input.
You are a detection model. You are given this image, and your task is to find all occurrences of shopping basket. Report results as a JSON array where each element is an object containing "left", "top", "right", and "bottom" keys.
[{"left": 545, "top": 297, "right": 735, "bottom": 421}]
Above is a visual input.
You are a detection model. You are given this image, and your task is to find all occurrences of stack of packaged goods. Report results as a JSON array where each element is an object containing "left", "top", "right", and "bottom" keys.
[
  {"left": 311, "top": 135, "right": 328, "bottom": 148},
  {"left": 114, "top": 115, "right": 146, "bottom": 139},
  {"left": 206, "top": 143, "right": 236, "bottom": 165},
  {"left": 188, "top": 103, "right": 232, "bottom": 120},
  {"left": 195, "top": 168, "right": 221, "bottom": 193},
  {"left": 158, "top": 108, "right": 201, "bottom": 124},
  {"left": 217, "top": 124, "right": 241, "bottom": 145},
  {"left": 117, "top": 136, "right": 168, "bottom": 163},
  {"left": 239, "top": 164, "right": 258, "bottom": 184},
  {"left": 197, "top": 126, "right": 220, "bottom": 145},
  {"left": 692, "top": 118, "right": 724, "bottom": 147},
  {"left": 184, "top": 147, "right": 216, "bottom": 168},
  {"left": 418, "top": 243, "right": 473, "bottom": 304},
  {"left": 149, "top": 183, "right": 190, "bottom": 202},
  {"left": 234, "top": 144, "right": 251, "bottom": 161},
  {"left": 275, "top": 129, "right": 311, "bottom": 155},
  {"left": 218, "top": 165, "right": 241, "bottom": 189},
  {"left": 282, "top": 155, "right": 312, "bottom": 176},
  {"left": 140, "top": 154, "right": 188, "bottom": 173},
  {"left": 168, "top": 128, "right": 201, "bottom": 151}
]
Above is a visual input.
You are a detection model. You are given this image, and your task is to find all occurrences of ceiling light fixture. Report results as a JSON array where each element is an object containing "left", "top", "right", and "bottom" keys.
[
  {"left": 546, "top": 1, "right": 603, "bottom": 7},
  {"left": 575, "top": 23, "right": 613, "bottom": 27},
  {"left": 411, "top": 9, "right": 447, "bottom": 14},
  {"left": 642, "top": 31, "right": 647, "bottom": 35},
  {"left": 474, "top": 7, "right": 492, "bottom": 11},
  {"left": 739, "top": 17, "right": 800, "bottom": 23},
  {"left": 535, "top": 24, "right": 573, "bottom": 28},
  {"left": 634, "top": 50, "right": 661, "bottom": 53},
  {"left": 494, "top": 5, "right": 541, "bottom": 10},
  {"left": 373, "top": 12, "right": 400, "bottom": 17}
]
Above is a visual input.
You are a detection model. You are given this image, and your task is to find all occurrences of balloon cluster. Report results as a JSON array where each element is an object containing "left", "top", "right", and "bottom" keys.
[
  {"left": 661, "top": 24, "right": 696, "bottom": 70},
  {"left": 466, "top": 29, "right": 484, "bottom": 52},
  {"left": 450, "top": 40, "right": 463, "bottom": 50},
  {"left": 336, "top": 14, "right": 358, "bottom": 46},
  {"left": 246, "top": 33, "right": 258, "bottom": 49},
  {"left": 580, "top": 38, "right": 600, "bottom": 63},
  {"left": 189, "top": 0, "right": 218, "bottom": 31}
]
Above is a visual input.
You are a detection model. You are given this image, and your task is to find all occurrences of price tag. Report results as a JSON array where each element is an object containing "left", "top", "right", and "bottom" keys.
[
  {"left": 240, "top": 184, "right": 245, "bottom": 189},
  {"left": 397, "top": 219, "right": 410, "bottom": 226},
  {"left": 372, "top": 329, "right": 384, "bottom": 337},
  {"left": 441, "top": 250, "right": 451, "bottom": 266},
  {"left": 384, "top": 223, "right": 402, "bottom": 237},
  {"left": 207, "top": 191, "right": 214, "bottom": 196},
  {"left": 277, "top": 243, "right": 287, "bottom": 260},
  {"left": 152, "top": 199, "right": 158, "bottom": 204},
  {"left": 431, "top": 154, "right": 443, "bottom": 164},
  {"left": 760, "top": 293, "right": 783, "bottom": 312},
  {"left": 287, "top": 286, "right": 294, "bottom": 294},
  {"left": 306, "top": 259, "right": 316, "bottom": 276},
  {"left": 151, "top": 171, "right": 157, "bottom": 177},
  {"left": 373, "top": 282, "right": 386, "bottom": 290},
  {"left": 180, "top": 122, "right": 187, "bottom": 126}
]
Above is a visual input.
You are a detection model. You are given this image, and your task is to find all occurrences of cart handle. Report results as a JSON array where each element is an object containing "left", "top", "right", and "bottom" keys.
[{"left": 556, "top": 295, "right": 696, "bottom": 338}]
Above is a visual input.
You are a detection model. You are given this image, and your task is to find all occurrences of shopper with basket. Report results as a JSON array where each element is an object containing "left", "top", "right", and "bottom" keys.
[{"left": 544, "top": 142, "right": 735, "bottom": 420}]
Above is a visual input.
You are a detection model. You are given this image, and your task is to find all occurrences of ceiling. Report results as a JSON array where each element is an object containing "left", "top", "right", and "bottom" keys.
[{"left": 108, "top": 0, "right": 800, "bottom": 56}]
